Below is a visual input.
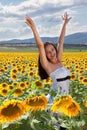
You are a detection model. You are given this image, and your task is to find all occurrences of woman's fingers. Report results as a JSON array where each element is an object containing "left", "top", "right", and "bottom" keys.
[
  {"left": 25, "top": 16, "right": 33, "bottom": 25},
  {"left": 62, "top": 12, "right": 71, "bottom": 21}
]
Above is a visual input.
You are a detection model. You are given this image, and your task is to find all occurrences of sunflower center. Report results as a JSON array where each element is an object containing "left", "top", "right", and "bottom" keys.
[
  {"left": 20, "top": 83, "right": 25, "bottom": 88},
  {"left": 15, "top": 89, "right": 22, "bottom": 93},
  {"left": 12, "top": 75, "right": 17, "bottom": 78},
  {"left": 83, "top": 79, "right": 87, "bottom": 83},
  {"left": 2, "top": 89, "right": 8, "bottom": 94},
  {"left": 35, "top": 81, "right": 42, "bottom": 86},
  {"left": 30, "top": 72, "right": 34, "bottom": 76},
  {"left": 12, "top": 69, "right": 17, "bottom": 73},
  {"left": 1, "top": 104, "right": 20, "bottom": 117},
  {"left": 2, "top": 84, "right": 7, "bottom": 87}
]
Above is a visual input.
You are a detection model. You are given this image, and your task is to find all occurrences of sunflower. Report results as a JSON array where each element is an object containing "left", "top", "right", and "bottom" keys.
[
  {"left": 67, "top": 65, "right": 72, "bottom": 71},
  {"left": 65, "top": 101, "right": 81, "bottom": 117},
  {"left": 25, "top": 95, "right": 48, "bottom": 112},
  {"left": 0, "top": 89, "right": 8, "bottom": 97},
  {"left": 22, "top": 65, "right": 26, "bottom": 69},
  {"left": 75, "top": 65, "right": 79, "bottom": 69},
  {"left": 0, "top": 68, "right": 5, "bottom": 74},
  {"left": 8, "top": 85, "right": 14, "bottom": 91},
  {"left": 34, "top": 63, "right": 37, "bottom": 68},
  {"left": 13, "top": 88, "right": 24, "bottom": 97},
  {"left": 11, "top": 68, "right": 18, "bottom": 74},
  {"left": 28, "top": 63, "right": 32, "bottom": 67},
  {"left": 51, "top": 96, "right": 72, "bottom": 113},
  {"left": 19, "top": 82, "right": 26, "bottom": 90},
  {"left": 78, "top": 69, "right": 84, "bottom": 74},
  {"left": 28, "top": 71, "right": 34, "bottom": 78},
  {"left": 82, "top": 78, "right": 87, "bottom": 85},
  {"left": 0, "top": 83, "right": 8, "bottom": 89},
  {"left": 70, "top": 74, "right": 76, "bottom": 80},
  {"left": 12, "top": 63, "right": 16, "bottom": 67},
  {"left": 17, "top": 67, "right": 22, "bottom": 72},
  {"left": 0, "top": 99, "right": 25, "bottom": 123},
  {"left": 51, "top": 96, "right": 81, "bottom": 117},
  {"left": 75, "top": 69, "right": 79, "bottom": 73},
  {"left": 3, "top": 66, "right": 8, "bottom": 71},
  {"left": 11, "top": 74, "right": 18, "bottom": 80},
  {"left": 29, "top": 67, "right": 34, "bottom": 71},
  {"left": 12, "top": 82, "right": 19, "bottom": 87},
  {"left": 20, "top": 68, "right": 26, "bottom": 75},
  {"left": 25, "top": 81, "right": 30, "bottom": 87},
  {"left": 78, "top": 76, "right": 84, "bottom": 82},
  {"left": 34, "top": 80, "right": 44, "bottom": 88},
  {"left": 44, "top": 77, "right": 52, "bottom": 85},
  {"left": 35, "top": 71, "right": 40, "bottom": 79}
]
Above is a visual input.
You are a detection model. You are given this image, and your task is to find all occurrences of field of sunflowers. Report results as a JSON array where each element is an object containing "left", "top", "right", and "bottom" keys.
[{"left": 0, "top": 52, "right": 87, "bottom": 130}]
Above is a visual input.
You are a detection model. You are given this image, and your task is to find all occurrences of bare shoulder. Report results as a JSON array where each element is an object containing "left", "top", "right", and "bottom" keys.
[{"left": 44, "top": 61, "right": 62, "bottom": 75}]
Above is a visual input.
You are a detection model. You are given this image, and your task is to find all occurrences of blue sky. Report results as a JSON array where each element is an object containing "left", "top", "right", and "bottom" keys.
[{"left": 0, "top": 0, "right": 87, "bottom": 41}]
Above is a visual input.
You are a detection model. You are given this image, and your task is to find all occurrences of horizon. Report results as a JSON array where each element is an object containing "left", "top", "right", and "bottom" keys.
[
  {"left": 0, "top": 32, "right": 87, "bottom": 45},
  {"left": 0, "top": 31, "right": 87, "bottom": 42}
]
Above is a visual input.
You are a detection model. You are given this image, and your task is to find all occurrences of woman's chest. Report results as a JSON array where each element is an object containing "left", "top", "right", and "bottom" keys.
[{"left": 46, "top": 62, "right": 63, "bottom": 75}]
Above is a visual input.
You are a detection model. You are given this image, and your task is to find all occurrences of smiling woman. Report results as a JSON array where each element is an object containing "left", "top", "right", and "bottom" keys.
[{"left": 25, "top": 12, "right": 72, "bottom": 98}]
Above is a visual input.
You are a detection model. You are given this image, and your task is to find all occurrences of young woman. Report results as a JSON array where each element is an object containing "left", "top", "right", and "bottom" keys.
[{"left": 25, "top": 12, "right": 72, "bottom": 96}]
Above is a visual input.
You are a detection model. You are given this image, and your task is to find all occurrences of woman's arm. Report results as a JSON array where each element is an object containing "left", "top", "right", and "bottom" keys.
[
  {"left": 25, "top": 16, "right": 43, "bottom": 48},
  {"left": 57, "top": 12, "right": 72, "bottom": 62},
  {"left": 25, "top": 16, "right": 48, "bottom": 69}
]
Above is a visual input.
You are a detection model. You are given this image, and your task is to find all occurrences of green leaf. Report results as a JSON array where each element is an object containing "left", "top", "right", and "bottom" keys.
[{"left": 2, "top": 123, "right": 10, "bottom": 129}]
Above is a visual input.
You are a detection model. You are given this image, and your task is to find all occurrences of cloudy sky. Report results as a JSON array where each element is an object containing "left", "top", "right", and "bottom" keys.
[{"left": 0, "top": 0, "right": 87, "bottom": 41}]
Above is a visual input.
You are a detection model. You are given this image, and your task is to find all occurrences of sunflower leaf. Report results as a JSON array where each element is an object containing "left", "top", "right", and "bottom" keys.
[
  {"left": 30, "top": 119, "right": 40, "bottom": 130},
  {"left": 2, "top": 123, "right": 10, "bottom": 129}
]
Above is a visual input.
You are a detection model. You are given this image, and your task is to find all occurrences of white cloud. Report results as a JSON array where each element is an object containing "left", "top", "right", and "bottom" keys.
[
  {"left": 38, "top": 0, "right": 73, "bottom": 6},
  {"left": 0, "top": 0, "right": 87, "bottom": 40}
]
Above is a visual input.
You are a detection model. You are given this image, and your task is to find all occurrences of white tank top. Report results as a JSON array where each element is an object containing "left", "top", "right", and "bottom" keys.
[{"left": 49, "top": 66, "right": 70, "bottom": 95}]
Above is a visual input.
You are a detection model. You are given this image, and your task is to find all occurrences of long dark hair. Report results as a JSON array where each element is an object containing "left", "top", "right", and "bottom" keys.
[{"left": 38, "top": 42, "right": 57, "bottom": 80}]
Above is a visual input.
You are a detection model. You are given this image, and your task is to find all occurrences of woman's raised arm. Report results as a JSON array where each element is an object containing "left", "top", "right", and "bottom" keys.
[
  {"left": 57, "top": 12, "right": 72, "bottom": 62},
  {"left": 25, "top": 15, "right": 43, "bottom": 48},
  {"left": 25, "top": 16, "right": 48, "bottom": 69}
]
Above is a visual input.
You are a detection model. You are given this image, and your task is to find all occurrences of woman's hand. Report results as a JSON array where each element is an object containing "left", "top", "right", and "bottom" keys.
[
  {"left": 62, "top": 12, "right": 72, "bottom": 24},
  {"left": 25, "top": 15, "right": 36, "bottom": 30}
]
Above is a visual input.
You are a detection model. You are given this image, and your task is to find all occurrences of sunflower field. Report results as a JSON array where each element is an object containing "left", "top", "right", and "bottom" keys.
[{"left": 0, "top": 52, "right": 87, "bottom": 130}]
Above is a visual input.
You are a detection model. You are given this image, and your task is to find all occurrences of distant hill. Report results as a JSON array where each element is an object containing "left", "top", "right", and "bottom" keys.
[
  {"left": 65, "top": 32, "right": 87, "bottom": 45},
  {"left": 0, "top": 32, "right": 87, "bottom": 45}
]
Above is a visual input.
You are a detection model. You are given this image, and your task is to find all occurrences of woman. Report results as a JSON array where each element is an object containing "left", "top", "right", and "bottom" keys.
[{"left": 25, "top": 12, "right": 72, "bottom": 96}]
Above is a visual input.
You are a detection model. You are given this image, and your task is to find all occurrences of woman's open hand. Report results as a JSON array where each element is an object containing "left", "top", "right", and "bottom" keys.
[
  {"left": 25, "top": 15, "right": 36, "bottom": 30},
  {"left": 62, "top": 12, "right": 72, "bottom": 24}
]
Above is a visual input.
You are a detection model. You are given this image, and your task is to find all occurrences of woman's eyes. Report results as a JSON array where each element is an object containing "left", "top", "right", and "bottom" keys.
[
  {"left": 47, "top": 48, "right": 55, "bottom": 54},
  {"left": 52, "top": 48, "right": 54, "bottom": 51}
]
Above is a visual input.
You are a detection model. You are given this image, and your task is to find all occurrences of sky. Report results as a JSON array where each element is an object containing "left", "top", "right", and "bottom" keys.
[{"left": 0, "top": 0, "right": 87, "bottom": 41}]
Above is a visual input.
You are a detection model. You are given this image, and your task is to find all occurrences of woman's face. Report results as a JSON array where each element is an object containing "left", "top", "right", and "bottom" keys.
[{"left": 45, "top": 44, "right": 57, "bottom": 62}]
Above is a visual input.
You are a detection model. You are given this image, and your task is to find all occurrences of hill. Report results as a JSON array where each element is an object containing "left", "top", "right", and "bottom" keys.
[{"left": 0, "top": 32, "right": 87, "bottom": 45}]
